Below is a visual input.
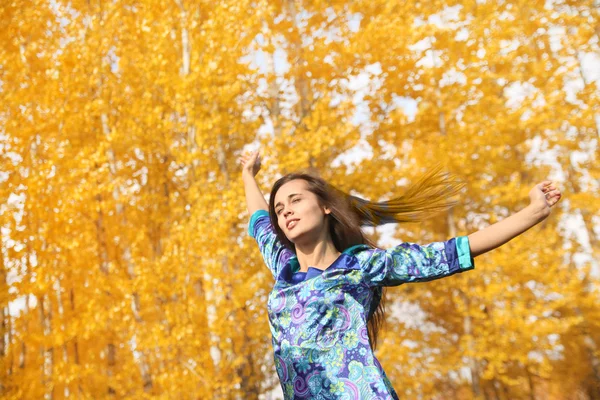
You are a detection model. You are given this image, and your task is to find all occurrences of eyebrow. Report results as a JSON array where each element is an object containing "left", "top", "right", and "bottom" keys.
[{"left": 275, "top": 193, "right": 302, "bottom": 209}]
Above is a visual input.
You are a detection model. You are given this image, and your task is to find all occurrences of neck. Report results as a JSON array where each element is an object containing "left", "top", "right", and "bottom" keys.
[{"left": 294, "top": 239, "right": 340, "bottom": 272}]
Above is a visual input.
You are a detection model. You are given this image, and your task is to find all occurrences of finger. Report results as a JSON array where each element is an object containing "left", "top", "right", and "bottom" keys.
[
  {"left": 550, "top": 193, "right": 562, "bottom": 201},
  {"left": 546, "top": 191, "right": 561, "bottom": 202},
  {"left": 548, "top": 188, "right": 561, "bottom": 196},
  {"left": 541, "top": 183, "right": 556, "bottom": 192},
  {"left": 539, "top": 181, "right": 552, "bottom": 188},
  {"left": 549, "top": 194, "right": 561, "bottom": 205}
]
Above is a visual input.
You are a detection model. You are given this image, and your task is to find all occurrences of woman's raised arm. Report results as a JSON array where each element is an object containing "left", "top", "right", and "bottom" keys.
[
  {"left": 467, "top": 181, "right": 562, "bottom": 258},
  {"left": 239, "top": 149, "right": 292, "bottom": 279},
  {"left": 238, "top": 150, "right": 268, "bottom": 215}
]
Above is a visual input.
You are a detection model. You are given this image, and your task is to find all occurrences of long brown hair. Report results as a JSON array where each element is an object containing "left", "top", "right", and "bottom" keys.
[{"left": 268, "top": 166, "right": 464, "bottom": 350}]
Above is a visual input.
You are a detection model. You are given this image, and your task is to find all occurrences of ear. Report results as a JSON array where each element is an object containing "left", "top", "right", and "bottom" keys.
[{"left": 324, "top": 207, "right": 331, "bottom": 215}]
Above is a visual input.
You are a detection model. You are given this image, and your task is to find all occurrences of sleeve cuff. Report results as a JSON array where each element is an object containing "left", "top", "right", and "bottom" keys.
[
  {"left": 455, "top": 236, "right": 474, "bottom": 270},
  {"left": 248, "top": 209, "right": 270, "bottom": 237}
]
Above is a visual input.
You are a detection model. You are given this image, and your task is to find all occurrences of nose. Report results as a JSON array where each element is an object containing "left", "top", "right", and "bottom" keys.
[{"left": 283, "top": 207, "right": 293, "bottom": 218}]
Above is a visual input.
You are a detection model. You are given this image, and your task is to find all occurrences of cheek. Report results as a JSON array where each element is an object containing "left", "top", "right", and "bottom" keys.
[
  {"left": 301, "top": 202, "right": 318, "bottom": 216},
  {"left": 305, "top": 203, "right": 326, "bottom": 223}
]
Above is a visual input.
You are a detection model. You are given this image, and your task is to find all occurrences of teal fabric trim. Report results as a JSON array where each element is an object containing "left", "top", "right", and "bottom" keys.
[
  {"left": 455, "top": 236, "right": 474, "bottom": 270},
  {"left": 343, "top": 244, "right": 371, "bottom": 255},
  {"left": 248, "top": 209, "right": 269, "bottom": 237},
  {"left": 290, "top": 257, "right": 300, "bottom": 273}
]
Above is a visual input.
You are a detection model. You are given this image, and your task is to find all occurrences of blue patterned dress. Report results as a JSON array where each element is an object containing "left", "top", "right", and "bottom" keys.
[{"left": 249, "top": 210, "right": 474, "bottom": 399}]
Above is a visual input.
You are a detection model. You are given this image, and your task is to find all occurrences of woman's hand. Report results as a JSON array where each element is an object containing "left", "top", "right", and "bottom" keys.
[
  {"left": 468, "top": 181, "right": 563, "bottom": 258},
  {"left": 238, "top": 149, "right": 261, "bottom": 178},
  {"left": 239, "top": 149, "right": 269, "bottom": 214},
  {"left": 529, "top": 181, "right": 562, "bottom": 218}
]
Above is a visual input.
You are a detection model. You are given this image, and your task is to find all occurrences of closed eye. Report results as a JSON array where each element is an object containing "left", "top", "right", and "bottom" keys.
[{"left": 276, "top": 197, "right": 301, "bottom": 215}]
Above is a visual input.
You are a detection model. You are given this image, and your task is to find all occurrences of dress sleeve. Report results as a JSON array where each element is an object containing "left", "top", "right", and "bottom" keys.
[
  {"left": 360, "top": 236, "right": 474, "bottom": 287},
  {"left": 248, "top": 209, "right": 294, "bottom": 279}
]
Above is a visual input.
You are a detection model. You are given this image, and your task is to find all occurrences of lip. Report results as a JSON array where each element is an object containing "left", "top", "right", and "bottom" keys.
[{"left": 286, "top": 219, "right": 300, "bottom": 229}]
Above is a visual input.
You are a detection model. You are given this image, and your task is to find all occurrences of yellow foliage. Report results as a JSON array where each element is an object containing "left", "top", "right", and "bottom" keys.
[{"left": 0, "top": 0, "right": 598, "bottom": 398}]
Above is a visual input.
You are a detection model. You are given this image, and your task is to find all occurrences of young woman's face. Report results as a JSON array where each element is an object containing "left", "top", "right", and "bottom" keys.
[{"left": 273, "top": 179, "right": 330, "bottom": 243}]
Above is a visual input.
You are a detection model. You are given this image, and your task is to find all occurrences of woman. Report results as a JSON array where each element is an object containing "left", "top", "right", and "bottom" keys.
[{"left": 239, "top": 150, "right": 562, "bottom": 399}]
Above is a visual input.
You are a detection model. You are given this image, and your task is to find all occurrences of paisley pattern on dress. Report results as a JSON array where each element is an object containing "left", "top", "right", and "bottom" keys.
[{"left": 249, "top": 210, "right": 474, "bottom": 399}]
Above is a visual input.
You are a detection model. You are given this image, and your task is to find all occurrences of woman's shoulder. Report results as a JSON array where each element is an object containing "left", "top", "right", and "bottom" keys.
[{"left": 342, "top": 244, "right": 380, "bottom": 268}]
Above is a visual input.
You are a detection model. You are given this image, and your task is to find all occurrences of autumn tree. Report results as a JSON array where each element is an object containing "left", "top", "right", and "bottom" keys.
[{"left": 0, "top": 0, "right": 598, "bottom": 399}]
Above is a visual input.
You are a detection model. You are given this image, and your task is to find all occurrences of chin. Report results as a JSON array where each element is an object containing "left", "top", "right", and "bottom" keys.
[{"left": 284, "top": 229, "right": 303, "bottom": 243}]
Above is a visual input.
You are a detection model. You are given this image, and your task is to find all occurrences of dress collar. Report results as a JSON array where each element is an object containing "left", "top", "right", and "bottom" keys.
[{"left": 283, "top": 244, "right": 371, "bottom": 283}]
